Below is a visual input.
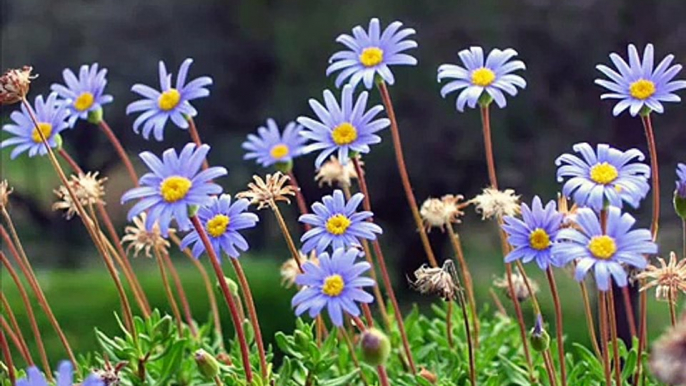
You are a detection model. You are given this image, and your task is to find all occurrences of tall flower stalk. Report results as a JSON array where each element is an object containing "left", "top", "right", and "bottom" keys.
[
  {"left": 153, "top": 246, "right": 184, "bottom": 332},
  {"left": 0, "top": 293, "right": 33, "bottom": 365}
]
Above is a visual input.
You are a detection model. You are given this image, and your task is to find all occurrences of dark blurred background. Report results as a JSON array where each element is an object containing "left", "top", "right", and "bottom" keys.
[{"left": 1, "top": 0, "right": 685, "bottom": 362}]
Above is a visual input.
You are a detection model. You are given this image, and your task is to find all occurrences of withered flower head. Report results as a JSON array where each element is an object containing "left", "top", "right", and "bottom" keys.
[
  {"left": 121, "top": 212, "right": 173, "bottom": 258},
  {"left": 420, "top": 194, "right": 466, "bottom": 232},
  {"left": 471, "top": 187, "right": 520, "bottom": 220},
  {"left": 52, "top": 172, "right": 107, "bottom": 219},
  {"left": 650, "top": 320, "right": 686, "bottom": 385},
  {"left": 237, "top": 172, "right": 296, "bottom": 210},
  {"left": 0, "top": 66, "right": 36, "bottom": 105},
  {"left": 557, "top": 193, "right": 579, "bottom": 229},
  {"left": 92, "top": 356, "right": 127, "bottom": 386},
  {"left": 315, "top": 156, "right": 360, "bottom": 188},
  {"left": 493, "top": 272, "right": 539, "bottom": 302},
  {"left": 280, "top": 251, "right": 319, "bottom": 288},
  {"left": 0, "top": 180, "right": 13, "bottom": 209},
  {"left": 636, "top": 252, "right": 686, "bottom": 303},
  {"left": 409, "top": 260, "right": 460, "bottom": 301}
]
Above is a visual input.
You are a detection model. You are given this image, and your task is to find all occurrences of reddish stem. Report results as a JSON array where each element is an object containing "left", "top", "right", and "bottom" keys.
[
  {"left": 187, "top": 117, "right": 209, "bottom": 170},
  {"left": 98, "top": 119, "right": 139, "bottom": 186},
  {"left": 161, "top": 250, "right": 197, "bottom": 336},
  {"left": 287, "top": 170, "right": 311, "bottom": 231},
  {"left": 546, "top": 268, "right": 567, "bottom": 386},
  {"left": 479, "top": 104, "right": 498, "bottom": 189},
  {"left": 0, "top": 294, "right": 33, "bottom": 365},
  {"left": 0, "top": 328, "right": 15, "bottom": 385}
]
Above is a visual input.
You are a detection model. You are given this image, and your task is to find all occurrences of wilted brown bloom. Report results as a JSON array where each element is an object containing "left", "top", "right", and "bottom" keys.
[
  {"left": 409, "top": 260, "right": 460, "bottom": 301},
  {"left": 237, "top": 172, "right": 296, "bottom": 210},
  {"left": 315, "top": 156, "right": 360, "bottom": 188},
  {"left": 280, "top": 251, "right": 319, "bottom": 288},
  {"left": 121, "top": 213, "right": 173, "bottom": 258},
  {"left": 420, "top": 194, "right": 466, "bottom": 232},
  {"left": 636, "top": 252, "right": 686, "bottom": 303},
  {"left": 557, "top": 193, "right": 579, "bottom": 229},
  {"left": 0, "top": 66, "right": 36, "bottom": 105},
  {"left": 471, "top": 188, "right": 520, "bottom": 219},
  {"left": 0, "top": 180, "right": 13, "bottom": 209},
  {"left": 92, "top": 356, "right": 127, "bottom": 386},
  {"left": 650, "top": 320, "right": 686, "bottom": 385},
  {"left": 52, "top": 172, "right": 107, "bottom": 219},
  {"left": 493, "top": 272, "right": 539, "bottom": 302}
]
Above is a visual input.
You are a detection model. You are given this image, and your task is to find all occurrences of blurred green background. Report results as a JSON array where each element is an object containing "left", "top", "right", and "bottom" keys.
[{"left": 2, "top": 0, "right": 685, "bottom": 367}]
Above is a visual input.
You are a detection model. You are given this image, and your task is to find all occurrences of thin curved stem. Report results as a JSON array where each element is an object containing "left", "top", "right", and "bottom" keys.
[
  {"left": 0, "top": 293, "right": 33, "bottom": 365},
  {"left": 599, "top": 292, "right": 612, "bottom": 386},
  {"left": 621, "top": 285, "right": 637, "bottom": 338},
  {"left": 1, "top": 314, "right": 32, "bottom": 366},
  {"left": 446, "top": 301, "right": 454, "bottom": 348},
  {"left": 579, "top": 281, "right": 602, "bottom": 360},
  {"left": 546, "top": 268, "right": 567, "bottom": 386},
  {"left": 161, "top": 251, "right": 197, "bottom": 336},
  {"left": 0, "top": 328, "right": 15, "bottom": 385},
  {"left": 669, "top": 290, "right": 677, "bottom": 327},
  {"left": 286, "top": 171, "right": 311, "bottom": 232},
  {"left": 153, "top": 247, "right": 184, "bottom": 333},
  {"left": 187, "top": 116, "right": 209, "bottom": 170},
  {"left": 608, "top": 287, "right": 622, "bottom": 386},
  {"left": 270, "top": 201, "right": 304, "bottom": 273},
  {"left": 99, "top": 119, "right": 139, "bottom": 186},
  {"left": 640, "top": 114, "right": 660, "bottom": 239},
  {"left": 191, "top": 215, "right": 253, "bottom": 383},
  {"left": 542, "top": 351, "right": 558, "bottom": 386},
  {"left": 446, "top": 226, "right": 480, "bottom": 346},
  {"left": 506, "top": 263, "right": 536, "bottom": 383},
  {"left": 377, "top": 81, "right": 438, "bottom": 267},
  {"left": 338, "top": 327, "right": 371, "bottom": 386},
  {"left": 479, "top": 104, "right": 498, "bottom": 189}
]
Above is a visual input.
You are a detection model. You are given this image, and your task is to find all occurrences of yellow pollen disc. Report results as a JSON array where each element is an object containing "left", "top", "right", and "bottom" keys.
[
  {"left": 322, "top": 274, "right": 345, "bottom": 297},
  {"left": 471, "top": 67, "right": 496, "bottom": 87},
  {"left": 590, "top": 162, "right": 619, "bottom": 185},
  {"left": 331, "top": 122, "right": 358, "bottom": 146},
  {"left": 206, "top": 214, "right": 230, "bottom": 238},
  {"left": 629, "top": 79, "right": 656, "bottom": 100},
  {"left": 74, "top": 92, "right": 95, "bottom": 111},
  {"left": 31, "top": 123, "right": 53, "bottom": 143},
  {"left": 588, "top": 235, "right": 617, "bottom": 260},
  {"left": 158, "top": 88, "right": 181, "bottom": 111},
  {"left": 160, "top": 176, "right": 192, "bottom": 203},
  {"left": 326, "top": 214, "right": 352, "bottom": 235},
  {"left": 529, "top": 228, "right": 551, "bottom": 251},
  {"left": 270, "top": 144, "right": 290, "bottom": 160},
  {"left": 359, "top": 47, "right": 384, "bottom": 67}
]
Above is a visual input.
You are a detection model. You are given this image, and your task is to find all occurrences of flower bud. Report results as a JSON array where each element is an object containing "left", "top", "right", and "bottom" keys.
[
  {"left": 217, "top": 352, "right": 232, "bottom": 366},
  {"left": 216, "top": 277, "right": 239, "bottom": 296},
  {"left": 529, "top": 315, "right": 550, "bottom": 352},
  {"left": 88, "top": 107, "right": 104, "bottom": 124},
  {"left": 419, "top": 368, "right": 438, "bottom": 384},
  {"left": 274, "top": 160, "right": 293, "bottom": 174},
  {"left": 675, "top": 193, "right": 686, "bottom": 221},
  {"left": 360, "top": 328, "right": 391, "bottom": 366},
  {"left": 194, "top": 349, "right": 220, "bottom": 379}
]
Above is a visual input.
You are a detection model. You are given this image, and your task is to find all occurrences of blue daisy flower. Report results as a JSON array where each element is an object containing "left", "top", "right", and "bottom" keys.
[
  {"left": 502, "top": 196, "right": 564, "bottom": 270},
  {"left": 126, "top": 58, "right": 212, "bottom": 141},
  {"left": 180, "top": 194, "right": 259, "bottom": 260},
  {"left": 1, "top": 93, "right": 69, "bottom": 159},
  {"left": 326, "top": 18, "right": 418, "bottom": 89},
  {"left": 299, "top": 190, "right": 382, "bottom": 254},
  {"left": 438, "top": 47, "right": 526, "bottom": 112},
  {"left": 291, "top": 247, "right": 375, "bottom": 326},
  {"left": 121, "top": 143, "right": 226, "bottom": 236},
  {"left": 556, "top": 143, "right": 650, "bottom": 211},
  {"left": 676, "top": 163, "right": 686, "bottom": 198},
  {"left": 297, "top": 84, "right": 390, "bottom": 168},
  {"left": 242, "top": 118, "right": 308, "bottom": 168},
  {"left": 18, "top": 361, "right": 103, "bottom": 386},
  {"left": 596, "top": 43, "right": 686, "bottom": 116},
  {"left": 50, "top": 63, "right": 113, "bottom": 127},
  {"left": 552, "top": 207, "right": 656, "bottom": 291}
]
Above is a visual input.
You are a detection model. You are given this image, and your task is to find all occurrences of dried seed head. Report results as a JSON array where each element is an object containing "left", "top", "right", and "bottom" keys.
[
  {"left": 420, "top": 194, "right": 466, "bottom": 232},
  {"left": 471, "top": 187, "right": 520, "bottom": 219},
  {"left": 92, "top": 357, "right": 127, "bottom": 386},
  {"left": 557, "top": 193, "right": 580, "bottom": 229},
  {"left": 237, "top": 172, "right": 296, "bottom": 210},
  {"left": 194, "top": 349, "right": 220, "bottom": 379},
  {"left": 315, "top": 156, "right": 360, "bottom": 188},
  {"left": 651, "top": 321, "right": 686, "bottom": 385},
  {"left": 409, "top": 260, "right": 460, "bottom": 301},
  {"left": 52, "top": 172, "right": 107, "bottom": 219},
  {"left": 0, "top": 66, "right": 36, "bottom": 105},
  {"left": 280, "top": 251, "right": 319, "bottom": 288},
  {"left": 493, "top": 272, "right": 539, "bottom": 302},
  {"left": 0, "top": 180, "right": 13, "bottom": 209},
  {"left": 121, "top": 213, "right": 173, "bottom": 258},
  {"left": 636, "top": 252, "right": 686, "bottom": 303}
]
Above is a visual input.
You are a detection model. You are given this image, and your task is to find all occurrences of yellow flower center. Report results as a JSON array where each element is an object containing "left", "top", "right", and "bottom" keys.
[
  {"left": 529, "top": 228, "right": 551, "bottom": 251},
  {"left": 471, "top": 67, "right": 496, "bottom": 87},
  {"left": 326, "top": 214, "right": 352, "bottom": 235},
  {"left": 158, "top": 88, "right": 181, "bottom": 111},
  {"left": 74, "top": 92, "right": 95, "bottom": 111},
  {"left": 359, "top": 47, "right": 384, "bottom": 67},
  {"left": 331, "top": 122, "right": 358, "bottom": 146},
  {"left": 270, "top": 144, "right": 290, "bottom": 160},
  {"left": 159, "top": 176, "right": 192, "bottom": 203},
  {"left": 590, "top": 162, "right": 619, "bottom": 185},
  {"left": 206, "top": 214, "right": 230, "bottom": 238},
  {"left": 31, "top": 122, "right": 53, "bottom": 143},
  {"left": 629, "top": 79, "right": 656, "bottom": 100},
  {"left": 588, "top": 235, "right": 617, "bottom": 260},
  {"left": 322, "top": 274, "right": 345, "bottom": 297}
]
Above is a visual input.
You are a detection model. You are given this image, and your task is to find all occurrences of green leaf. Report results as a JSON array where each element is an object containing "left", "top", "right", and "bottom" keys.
[{"left": 318, "top": 370, "right": 360, "bottom": 386}]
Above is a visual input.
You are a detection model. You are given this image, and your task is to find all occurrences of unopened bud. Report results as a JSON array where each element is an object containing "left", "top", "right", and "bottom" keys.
[
  {"left": 675, "top": 193, "right": 686, "bottom": 221},
  {"left": 216, "top": 277, "right": 239, "bottom": 296},
  {"left": 194, "top": 349, "right": 220, "bottom": 379},
  {"left": 88, "top": 107, "right": 104, "bottom": 124},
  {"left": 274, "top": 160, "right": 293, "bottom": 174},
  {"left": 216, "top": 352, "right": 232, "bottom": 366},
  {"left": 530, "top": 315, "right": 550, "bottom": 352},
  {"left": 419, "top": 368, "right": 438, "bottom": 384},
  {"left": 360, "top": 328, "right": 391, "bottom": 366}
]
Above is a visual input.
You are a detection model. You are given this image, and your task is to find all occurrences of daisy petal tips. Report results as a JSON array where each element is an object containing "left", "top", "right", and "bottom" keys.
[
  {"left": 51, "top": 63, "right": 113, "bottom": 127},
  {"left": 126, "top": 58, "right": 213, "bottom": 141},
  {"left": 327, "top": 18, "right": 417, "bottom": 89},
  {"left": 596, "top": 43, "right": 686, "bottom": 116},
  {"left": 438, "top": 47, "right": 526, "bottom": 112},
  {"left": 121, "top": 143, "right": 227, "bottom": 236},
  {"left": 297, "top": 84, "right": 390, "bottom": 168},
  {"left": 291, "top": 247, "right": 375, "bottom": 326}
]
